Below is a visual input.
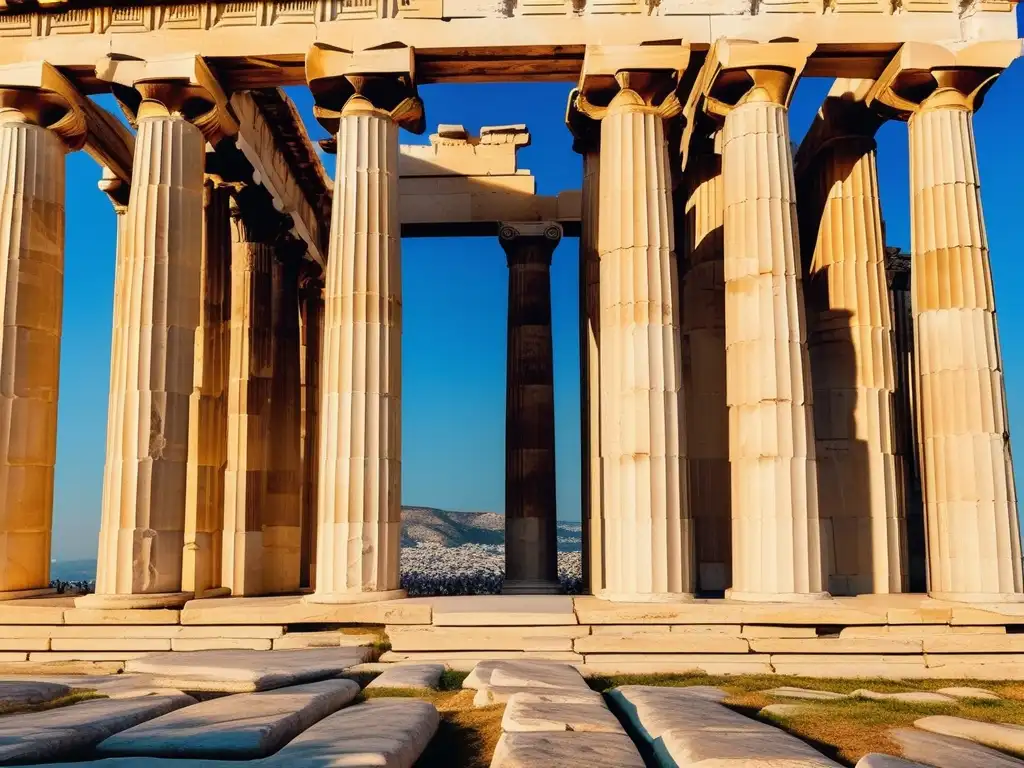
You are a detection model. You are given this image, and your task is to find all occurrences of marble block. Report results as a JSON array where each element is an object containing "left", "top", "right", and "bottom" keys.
[
  {"left": 491, "top": 731, "right": 645, "bottom": 768},
  {"left": 502, "top": 691, "right": 622, "bottom": 733},
  {"left": 936, "top": 687, "right": 1001, "bottom": 701},
  {"left": 365, "top": 664, "right": 444, "bottom": 691},
  {"left": 0, "top": 681, "right": 71, "bottom": 707},
  {"left": 891, "top": 728, "right": 1024, "bottom": 768},
  {"left": 851, "top": 690, "right": 956, "bottom": 705},
  {"left": 856, "top": 755, "right": 931, "bottom": 768},
  {"left": 764, "top": 687, "right": 850, "bottom": 701},
  {"left": 914, "top": 716, "right": 1024, "bottom": 753}
]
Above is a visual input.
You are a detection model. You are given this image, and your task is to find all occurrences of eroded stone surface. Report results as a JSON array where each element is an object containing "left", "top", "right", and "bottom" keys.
[
  {"left": 491, "top": 731, "right": 644, "bottom": 768},
  {"left": 852, "top": 690, "right": 956, "bottom": 705},
  {"left": 660, "top": 727, "right": 842, "bottom": 767},
  {"left": 488, "top": 661, "right": 589, "bottom": 690},
  {"left": 891, "top": 727, "right": 1024, "bottom": 768},
  {"left": 366, "top": 664, "right": 444, "bottom": 691},
  {"left": 915, "top": 716, "right": 1024, "bottom": 753},
  {"left": 502, "top": 691, "right": 622, "bottom": 733},
  {"left": 0, "top": 681, "right": 70, "bottom": 707},
  {"left": 761, "top": 703, "right": 809, "bottom": 717},
  {"left": 856, "top": 754, "right": 930, "bottom": 767},
  {"left": 937, "top": 687, "right": 1001, "bottom": 701},
  {"left": 609, "top": 685, "right": 747, "bottom": 740},
  {"left": 96, "top": 679, "right": 359, "bottom": 759},
  {"left": 764, "top": 687, "right": 849, "bottom": 701}
]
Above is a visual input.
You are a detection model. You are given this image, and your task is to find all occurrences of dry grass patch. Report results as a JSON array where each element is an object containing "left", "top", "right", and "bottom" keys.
[{"left": 0, "top": 689, "right": 106, "bottom": 718}]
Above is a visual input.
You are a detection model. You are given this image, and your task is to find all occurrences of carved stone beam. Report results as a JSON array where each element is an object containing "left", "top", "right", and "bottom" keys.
[
  {"left": 306, "top": 43, "right": 425, "bottom": 140},
  {"left": 794, "top": 78, "right": 883, "bottom": 180},
  {"left": 0, "top": 60, "right": 88, "bottom": 150},
  {"left": 96, "top": 54, "right": 238, "bottom": 146},
  {"left": 680, "top": 39, "right": 816, "bottom": 171},
  {"left": 865, "top": 40, "right": 1021, "bottom": 119}
]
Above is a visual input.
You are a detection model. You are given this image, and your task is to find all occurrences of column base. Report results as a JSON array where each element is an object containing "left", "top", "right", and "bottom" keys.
[
  {"left": 929, "top": 591, "right": 1024, "bottom": 604},
  {"left": 0, "top": 588, "right": 56, "bottom": 602},
  {"left": 725, "top": 589, "right": 831, "bottom": 603},
  {"left": 597, "top": 590, "right": 695, "bottom": 603},
  {"left": 304, "top": 588, "right": 407, "bottom": 605},
  {"left": 194, "top": 587, "right": 231, "bottom": 600},
  {"left": 74, "top": 592, "right": 194, "bottom": 609},
  {"left": 501, "top": 579, "right": 563, "bottom": 595}
]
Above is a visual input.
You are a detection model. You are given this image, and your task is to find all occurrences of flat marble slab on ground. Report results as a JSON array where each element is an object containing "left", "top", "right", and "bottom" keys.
[
  {"left": 0, "top": 681, "right": 70, "bottom": 707},
  {"left": 856, "top": 754, "right": 930, "bottom": 767},
  {"left": 0, "top": 693, "right": 194, "bottom": 764},
  {"left": 761, "top": 703, "right": 809, "bottom": 718},
  {"left": 124, "top": 649, "right": 369, "bottom": 692},
  {"left": 0, "top": 674, "right": 186, "bottom": 700},
  {"left": 852, "top": 690, "right": 956, "bottom": 705},
  {"left": 96, "top": 679, "right": 359, "bottom": 759},
  {"left": 891, "top": 727, "right": 1024, "bottom": 768},
  {"left": 425, "top": 595, "right": 578, "bottom": 626},
  {"left": 365, "top": 664, "right": 444, "bottom": 690},
  {"left": 607, "top": 686, "right": 740, "bottom": 740},
  {"left": 502, "top": 691, "right": 622, "bottom": 733},
  {"left": 915, "top": 715, "right": 1024, "bottom": 753},
  {"left": 660, "top": 726, "right": 842, "bottom": 767},
  {"left": 937, "top": 687, "right": 1001, "bottom": 701},
  {"left": 764, "top": 687, "right": 850, "bottom": 701},
  {"left": 261, "top": 698, "right": 439, "bottom": 768},
  {"left": 491, "top": 731, "right": 645, "bottom": 768},
  {"left": 488, "top": 661, "right": 590, "bottom": 690}
]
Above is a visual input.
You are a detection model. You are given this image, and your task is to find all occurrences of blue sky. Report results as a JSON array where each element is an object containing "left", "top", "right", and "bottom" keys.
[{"left": 53, "top": 26, "right": 1024, "bottom": 559}]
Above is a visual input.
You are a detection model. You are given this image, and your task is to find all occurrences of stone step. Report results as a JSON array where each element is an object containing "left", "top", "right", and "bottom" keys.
[
  {"left": 272, "top": 631, "right": 379, "bottom": 650},
  {"left": 890, "top": 727, "right": 1024, "bottom": 768},
  {"left": 381, "top": 650, "right": 583, "bottom": 669},
  {"left": 365, "top": 663, "right": 444, "bottom": 690},
  {"left": 96, "top": 679, "right": 359, "bottom": 759},
  {"left": 386, "top": 624, "right": 589, "bottom": 652},
  {"left": 491, "top": 731, "right": 645, "bottom": 768}
]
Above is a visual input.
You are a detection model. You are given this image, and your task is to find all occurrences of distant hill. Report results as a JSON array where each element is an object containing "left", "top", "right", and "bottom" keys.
[{"left": 53, "top": 507, "right": 583, "bottom": 582}]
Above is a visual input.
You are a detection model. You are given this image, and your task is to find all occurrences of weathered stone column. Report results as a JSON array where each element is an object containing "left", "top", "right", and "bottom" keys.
[
  {"left": 0, "top": 65, "right": 85, "bottom": 600},
  {"left": 264, "top": 245, "right": 303, "bottom": 594},
  {"left": 690, "top": 41, "right": 826, "bottom": 601},
  {"left": 868, "top": 42, "right": 1023, "bottom": 601},
  {"left": 305, "top": 44, "right": 424, "bottom": 602},
  {"left": 499, "top": 222, "right": 562, "bottom": 595},
  {"left": 299, "top": 272, "right": 324, "bottom": 590},
  {"left": 795, "top": 80, "right": 906, "bottom": 596},
  {"left": 570, "top": 44, "right": 694, "bottom": 601},
  {"left": 85, "top": 56, "right": 232, "bottom": 608},
  {"left": 221, "top": 192, "right": 277, "bottom": 597},
  {"left": 182, "top": 179, "right": 231, "bottom": 599},
  {"left": 680, "top": 134, "right": 731, "bottom": 594}
]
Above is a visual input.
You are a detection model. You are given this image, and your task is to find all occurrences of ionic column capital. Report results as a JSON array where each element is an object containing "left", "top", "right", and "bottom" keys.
[
  {"left": 498, "top": 222, "right": 563, "bottom": 267},
  {"left": 305, "top": 43, "right": 425, "bottom": 138},
  {"left": 865, "top": 40, "right": 1021, "bottom": 119},
  {"left": 0, "top": 61, "right": 88, "bottom": 150},
  {"left": 96, "top": 54, "right": 238, "bottom": 146}
]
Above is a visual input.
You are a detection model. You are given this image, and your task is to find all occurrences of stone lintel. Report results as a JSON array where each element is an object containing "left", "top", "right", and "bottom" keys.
[
  {"left": 793, "top": 77, "right": 882, "bottom": 179},
  {"left": 399, "top": 123, "right": 531, "bottom": 177}
]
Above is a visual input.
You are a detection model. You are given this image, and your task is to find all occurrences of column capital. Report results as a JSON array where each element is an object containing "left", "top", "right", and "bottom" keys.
[
  {"left": 97, "top": 167, "right": 129, "bottom": 212},
  {"left": 0, "top": 61, "right": 88, "bottom": 150},
  {"left": 865, "top": 41, "right": 1021, "bottom": 119},
  {"left": 229, "top": 187, "right": 292, "bottom": 246},
  {"left": 498, "top": 222, "right": 562, "bottom": 267},
  {"left": 794, "top": 78, "right": 883, "bottom": 178},
  {"left": 305, "top": 43, "right": 424, "bottom": 137},
  {"left": 96, "top": 54, "right": 238, "bottom": 146}
]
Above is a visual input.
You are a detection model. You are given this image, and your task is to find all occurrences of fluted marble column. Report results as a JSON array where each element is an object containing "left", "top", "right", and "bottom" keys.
[
  {"left": 299, "top": 276, "right": 324, "bottom": 590},
  {"left": 796, "top": 81, "right": 905, "bottom": 595},
  {"left": 87, "top": 110, "right": 205, "bottom": 608},
  {"left": 264, "top": 249, "right": 302, "bottom": 593},
  {"left": 182, "top": 181, "right": 231, "bottom": 599},
  {"left": 0, "top": 102, "right": 73, "bottom": 600},
  {"left": 500, "top": 222, "right": 562, "bottom": 595},
  {"left": 681, "top": 136, "right": 731, "bottom": 593},
  {"left": 221, "top": 195, "right": 276, "bottom": 597},
  {"left": 717, "top": 61, "right": 826, "bottom": 602},
  {"left": 909, "top": 90, "right": 1021, "bottom": 601}
]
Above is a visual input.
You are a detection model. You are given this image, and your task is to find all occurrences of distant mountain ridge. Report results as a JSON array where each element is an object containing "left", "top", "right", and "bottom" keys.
[{"left": 53, "top": 506, "right": 582, "bottom": 582}]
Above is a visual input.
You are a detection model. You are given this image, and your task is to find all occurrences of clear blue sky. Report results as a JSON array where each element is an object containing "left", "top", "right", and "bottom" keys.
[{"left": 53, "top": 24, "right": 1024, "bottom": 560}]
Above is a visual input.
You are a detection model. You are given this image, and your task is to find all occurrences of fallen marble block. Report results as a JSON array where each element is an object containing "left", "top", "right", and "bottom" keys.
[
  {"left": 262, "top": 698, "right": 440, "bottom": 768},
  {"left": 0, "top": 693, "right": 194, "bottom": 765},
  {"left": 366, "top": 663, "right": 444, "bottom": 691},
  {"left": 856, "top": 754, "right": 930, "bottom": 767},
  {"left": 915, "top": 715, "right": 1024, "bottom": 754},
  {"left": 502, "top": 691, "right": 622, "bottom": 733},
  {"left": 0, "top": 680, "right": 71, "bottom": 708},
  {"left": 763, "top": 687, "right": 849, "bottom": 701},
  {"left": 475, "top": 684, "right": 600, "bottom": 708},
  {"left": 96, "top": 679, "right": 359, "bottom": 759},
  {"left": 761, "top": 703, "right": 809, "bottom": 718},
  {"left": 488, "top": 661, "right": 590, "bottom": 691},
  {"left": 608, "top": 685, "right": 758, "bottom": 741},
  {"left": 462, "top": 660, "right": 500, "bottom": 689},
  {"left": 891, "top": 727, "right": 1024, "bottom": 768},
  {"left": 851, "top": 690, "right": 956, "bottom": 705},
  {"left": 936, "top": 687, "right": 1001, "bottom": 701},
  {"left": 491, "top": 731, "right": 645, "bottom": 768},
  {"left": 125, "top": 648, "right": 369, "bottom": 692}
]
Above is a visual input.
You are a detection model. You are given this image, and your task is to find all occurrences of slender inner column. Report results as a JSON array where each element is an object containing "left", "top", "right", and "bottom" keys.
[
  {"left": 799, "top": 127, "right": 906, "bottom": 596},
  {"left": 221, "top": 195, "right": 275, "bottom": 597},
  {"left": 0, "top": 111, "right": 65, "bottom": 600},
  {"left": 264, "top": 251, "right": 303, "bottom": 593},
  {"left": 310, "top": 96, "right": 404, "bottom": 603},
  {"left": 681, "top": 138, "right": 731, "bottom": 594},
  {"left": 182, "top": 181, "right": 231, "bottom": 599},
  {"left": 910, "top": 92, "right": 1022, "bottom": 601},
  {"left": 597, "top": 89, "right": 693, "bottom": 601},
  {"left": 500, "top": 222, "right": 562, "bottom": 595},
  {"left": 88, "top": 111, "right": 204, "bottom": 608},
  {"left": 299, "top": 277, "right": 324, "bottom": 590},
  {"left": 722, "top": 88, "right": 827, "bottom": 601}
]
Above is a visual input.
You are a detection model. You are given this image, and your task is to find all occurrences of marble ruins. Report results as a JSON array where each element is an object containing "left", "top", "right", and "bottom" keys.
[{"left": 0, "top": 0, "right": 1022, "bottom": 642}]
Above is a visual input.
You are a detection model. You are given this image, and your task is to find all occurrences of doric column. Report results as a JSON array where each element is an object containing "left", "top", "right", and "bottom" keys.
[
  {"left": 680, "top": 134, "right": 731, "bottom": 594},
  {"left": 85, "top": 56, "right": 235, "bottom": 608},
  {"left": 0, "top": 64, "right": 85, "bottom": 600},
  {"left": 221, "top": 191, "right": 277, "bottom": 597},
  {"left": 868, "top": 42, "right": 1022, "bottom": 601},
  {"left": 569, "top": 44, "right": 694, "bottom": 601},
  {"left": 299, "top": 272, "right": 324, "bottom": 590},
  {"left": 499, "top": 222, "right": 562, "bottom": 595},
  {"left": 263, "top": 243, "right": 303, "bottom": 594},
  {"left": 795, "top": 79, "right": 905, "bottom": 596},
  {"left": 304, "top": 44, "right": 424, "bottom": 602},
  {"left": 688, "top": 41, "right": 826, "bottom": 601},
  {"left": 182, "top": 179, "right": 231, "bottom": 599}
]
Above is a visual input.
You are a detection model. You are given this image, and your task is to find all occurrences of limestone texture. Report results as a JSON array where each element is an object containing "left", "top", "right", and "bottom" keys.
[
  {"left": 491, "top": 731, "right": 645, "bottom": 768},
  {"left": 501, "top": 690, "right": 623, "bottom": 733},
  {"left": 0, "top": 680, "right": 69, "bottom": 707},
  {"left": 937, "top": 687, "right": 1000, "bottom": 701},
  {"left": 852, "top": 690, "right": 955, "bottom": 705},
  {"left": 366, "top": 663, "right": 444, "bottom": 690},
  {"left": 891, "top": 727, "right": 1024, "bottom": 768},
  {"left": 856, "top": 755, "right": 930, "bottom": 768},
  {"left": 764, "top": 687, "right": 849, "bottom": 701},
  {"left": 914, "top": 715, "right": 1024, "bottom": 753}
]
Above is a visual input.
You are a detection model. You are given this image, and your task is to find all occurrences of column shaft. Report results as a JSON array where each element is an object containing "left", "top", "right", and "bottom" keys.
[
  {"left": 299, "top": 283, "right": 324, "bottom": 590},
  {"left": 90, "top": 115, "right": 204, "bottom": 607},
  {"left": 723, "top": 99, "right": 826, "bottom": 600},
  {"left": 681, "top": 142, "right": 731, "bottom": 593},
  {"left": 800, "top": 136, "right": 906, "bottom": 595},
  {"left": 311, "top": 101, "right": 404, "bottom": 602},
  {"left": 909, "top": 100, "right": 1022, "bottom": 600},
  {"left": 597, "top": 92, "right": 693, "bottom": 601},
  {"left": 0, "top": 117, "right": 64, "bottom": 599}
]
